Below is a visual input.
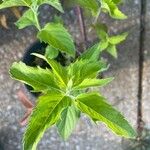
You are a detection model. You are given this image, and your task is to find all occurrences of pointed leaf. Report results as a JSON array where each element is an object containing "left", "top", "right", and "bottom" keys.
[
  {"left": 37, "top": 23, "right": 76, "bottom": 57},
  {"left": 100, "top": 40, "right": 109, "bottom": 50},
  {"left": 38, "top": 0, "right": 64, "bottom": 13},
  {"left": 101, "top": 0, "right": 127, "bottom": 19},
  {"left": 9, "top": 62, "right": 59, "bottom": 92},
  {"left": 109, "top": 33, "right": 128, "bottom": 45},
  {"left": 0, "top": 0, "right": 31, "bottom": 9},
  {"left": 15, "top": 9, "right": 37, "bottom": 29},
  {"left": 45, "top": 45, "right": 59, "bottom": 59},
  {"left": 107, "top": 44, "right": 118, "bottom": 58},
  {"left": 68, "top": 60, "right": 107, "bottom": 86},
  {"left": 23, "top": 92, "right": 71, "bottom": 150},
  {"left": 31, "top": 53, "right": 69, "bottom": 88},
  {"left": 79, "top": 43, "right": 101, "bottom": 62},
  {"left": 76, "top": 93, "right": 136, "bottom": 138},
  {"left": 57, "top": 105, "right": 80, "bottom": 140},
  {"left": 93, "top": 23, "right": 108, "bottom": 40},
  {"left": 77, "top": 0, "right": 99, "bottom": 16},
  {"left": 73, "top": 77, "right": 114, "bottom": 90}
]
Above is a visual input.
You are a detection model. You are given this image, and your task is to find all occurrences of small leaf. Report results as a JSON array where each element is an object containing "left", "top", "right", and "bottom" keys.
[
  {"left": 99, "top": 40, "right": 109, "bottom": 51},
  {"left": 37, "top": 23, "right": 76, "bottom": 57},
  {"left": 57, "top": 105, "right": 80, "bottom": 140},
  {"left": 76, "top": 93, "right": 137, "bottom": 138},
  {"left": 79, "top": 43, "right": 101, "bottom": 61},
  {"left": 9, "top": 62, "right": 59, "bottom": 92},
  {"left": 73, "top": 77, "right": 114, "bottom": 90},
  {"left": 45, "top": 45, "right": 59, "bottom": 59},
  {"left": 107, "top": 44, "right": 118, "bottom": 58},
  {"left": 0, "top": 0, "right": 31, "bottom": 9},
  {"left": 15, "top": 9, "right": 37, "bottom": 29},
  {"left": 112, "top": 0, "right": 122, "bottom": 4},
  {"left": 93, "top": 23, "right": 108, "bottom": 40},
  {"left": 77, "top": 0, "right": 99, "bottom": 16},
  {"left": 68, "top": 60, "right": 106, "bottom": 86},
  {"left": 109, "top": 33, "right": 128, "bottom": 45},
  {"left": 101, "top": 0, "right": 127, "bottom": 19},
  {"left": 112, "top": 7, "right": 127, "bottom": 19},
  {"left": 23, "top": 92, "right": 71, "bottom": 150},
  {"left": 38, "top": 0, "right": 64, "bottom": 13}
]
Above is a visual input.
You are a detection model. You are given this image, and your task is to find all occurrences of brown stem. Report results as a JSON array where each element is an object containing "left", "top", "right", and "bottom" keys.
[
  {"left": 17, "top": 89, "right": 34, "bottom": 126},
  {"left": 75, "top": 6, "right": 87, "bottom": 51}
]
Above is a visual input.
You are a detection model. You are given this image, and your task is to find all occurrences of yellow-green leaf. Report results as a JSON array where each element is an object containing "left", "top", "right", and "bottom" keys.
[
  {"left": 23, "top": 92, "right": 71, "bottom": 150},
  {"left": 37, "top": 23, "right": 76, "bottom": 57},
  {"left": 76, "top": 93, "right": 137, "bottom": 138},
  {"left": 57, "top": 105, "right": 80, "bottom": 140}
]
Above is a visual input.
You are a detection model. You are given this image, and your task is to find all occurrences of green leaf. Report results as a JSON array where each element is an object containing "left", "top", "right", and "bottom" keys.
[
  {"left": 101, "top": 0, "right": 127, "bottom": 19},
  {"left": 112, "top": 0, "right": 122, "bottom": 4},
  {"left": 68, "top": 60, "right": 106, "bottom": 86},
  {"left": 38, "top": 0, "right": 64, "bottom": 13},
  {"left": 31, "top": 53, "right": 69, "bottom": 88},
  {"left": 76, "top": 93, "right": 137, "bottom": 138},
  {"left": 0, "top": 0, "right": 31, "bottom": 9},
  {"left": 37, "top": 23, "right": 76, "bottom": 57},
  {"left": 107, "top": 44, "right": 118, "bottom": 58},
  {"left": 79, "top": 43, "right": 101, "bottom": 61},
  {"left": 9, "top": 62, "right": 59, "bottom": 92},
  {"left": 57, "top": 105, "right": 80, "bottom": 140},
  {"left": 23, "top": 92, "right": 71, "bottom": 150},
  {"left": 112, "top": 7, "right": 127, "bottom": 19},
  {"left": 77, "top": 0, "right": 99, "bottom": 16},
  {"left": 45, "top": 45, "right": 59, "bottom": 59},
  {"left": 15, "top": 9, "right": 37, "bottom": 29},
  {"left": 109, "top": 33, "right": 128, "bottom": 45},
  {"left": 73, "top": 77, "right": 114, "bottom": 90},
  {"left": 47, "top": 60, "right": 68, "bottom": 88},
  {"left": 93, "top": 23, "right": 108, "bottom": 40},
  {"left": 99, "top": 40, "right": 109, "bottom": 50}
]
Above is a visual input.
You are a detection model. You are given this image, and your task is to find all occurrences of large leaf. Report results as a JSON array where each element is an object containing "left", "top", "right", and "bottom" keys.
[
  {"left": 15, "top": 9, "right": 37, "bottom": 29},
  {"left": 57, "top": 105, "right": 80, "bottom": 140},
  {"left": 76, "top": 0, "right": 99, "bottom": 16},
  {"left": 76, "top": 93, "right": 136, "bottom": 138},
  {"left": 31, "top": 53, "right": 69, "bottom": 89},
  {"left": 0, "top": 0, "right": 31, "bottom": 9},
  {"left": 23, "top": 92, "right": 71, "bottom": 150},
  {"left": 9, "top": 62, "right": 59, "bottom": 92},
  {"left": 73, "top": 77, "right": 114, "bottom": 90},
  {"left": 37, "top": 23, "right": 76, "bottom": 57},
  {"left": 38, "top": 0, "right": 64, "bottom": 13}
]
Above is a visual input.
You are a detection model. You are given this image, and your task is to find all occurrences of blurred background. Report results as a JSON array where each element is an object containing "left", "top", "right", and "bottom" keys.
[{"left": 0, "top": 0, "right": 150, "bottom": 149}]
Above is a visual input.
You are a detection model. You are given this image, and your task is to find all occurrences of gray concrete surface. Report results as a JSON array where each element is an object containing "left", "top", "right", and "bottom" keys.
[
  {"left": 142, "top": 0, "right": 150, "bottom": 128},
  {"left": 0, "top": 0, "right": 150, "bottom": 150}
]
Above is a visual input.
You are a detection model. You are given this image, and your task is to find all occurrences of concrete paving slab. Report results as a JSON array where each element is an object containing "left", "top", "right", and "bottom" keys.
[
  {"left": 0, "top": 0, "right": 142, "bottom": 149},
  {"left": 142, "top": 0, "right": 150, "bottom": 127}
]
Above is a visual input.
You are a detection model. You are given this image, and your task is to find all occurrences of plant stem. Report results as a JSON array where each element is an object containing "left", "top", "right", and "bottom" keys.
[
  {"left": 93, "top": 7, "right": 101, "bottom": 25},
  {"left": 75, "top": 6, "right": 87, "bottom": 51},
  {"left": 30, "top": 6, "right": 41, "bottom": 31},
  {"left": 35, "top": 15, "right": 41, "bottom": 31},
  {"left": 33, "top": 10, "right": 41, "bottom": 31}
]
